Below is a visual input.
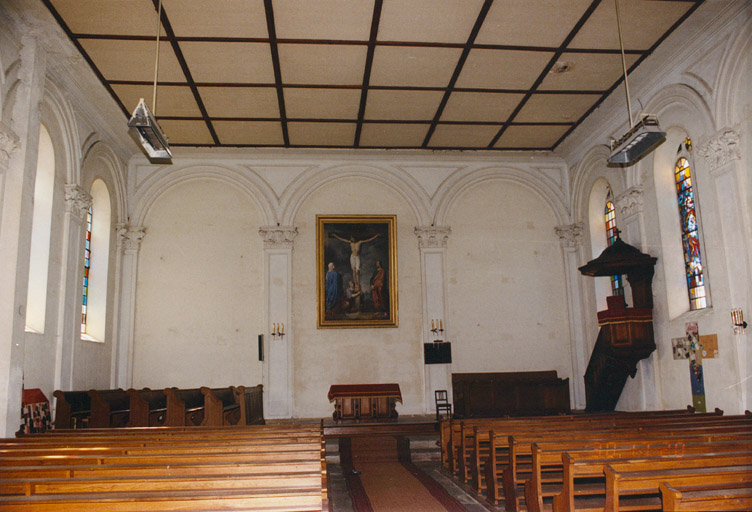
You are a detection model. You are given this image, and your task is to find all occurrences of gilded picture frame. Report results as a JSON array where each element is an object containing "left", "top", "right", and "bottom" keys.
[{"left": 317, "top": 215, "right": 398, "bottom": 329}]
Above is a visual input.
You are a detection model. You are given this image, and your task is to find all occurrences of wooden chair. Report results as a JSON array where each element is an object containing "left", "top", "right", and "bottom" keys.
[{"left": 435, "top": 390, "right": 452, "bottom": 421}]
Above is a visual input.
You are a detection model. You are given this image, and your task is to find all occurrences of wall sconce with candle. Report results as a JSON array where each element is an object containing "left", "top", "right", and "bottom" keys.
[
  {"left": 271, "top": 323, "right": 285, "bottom": 339},
  {"left": 430, "top": 319, "right": 444, "bottom": 342},
  {"left": 731, "top": 309, "right": 747, "bottom": 335}
]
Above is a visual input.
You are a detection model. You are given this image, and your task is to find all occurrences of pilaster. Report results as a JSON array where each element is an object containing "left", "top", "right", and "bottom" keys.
[
  {"left": 698, "top": 127, "right": 748, "bottom": 411},
  {"left": 259, "top": 226, "right": 298, "bottom": 418},
  {"left": 53, "top": 185, "right": 91, "bottom": 393},
  {"left": 0, "top": 35, "right": 46, "bottom": 436},
  {"left": 555, "top": 223, "right": 587, "bottom": 409},
  {"left": 415, "top": 226, "right": 452, "bottom": 414},
  {"left": 113, "top": 225, "right": 145, "bottom": 388}
]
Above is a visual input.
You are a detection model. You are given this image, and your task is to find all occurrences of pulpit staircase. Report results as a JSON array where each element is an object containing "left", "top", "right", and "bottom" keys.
[{"left": 579, "top": 237, "right": 658, "bottom": 412}]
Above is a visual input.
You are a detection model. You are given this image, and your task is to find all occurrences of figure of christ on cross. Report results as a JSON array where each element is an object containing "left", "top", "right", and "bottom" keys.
[{"left": 330, "top": 232, "right": 381, "bottom": 288}]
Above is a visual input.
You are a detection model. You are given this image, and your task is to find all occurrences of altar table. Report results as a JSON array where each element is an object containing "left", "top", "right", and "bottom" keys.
[{"left": 327, "top": 384, "right": 401, "bottom": 421}]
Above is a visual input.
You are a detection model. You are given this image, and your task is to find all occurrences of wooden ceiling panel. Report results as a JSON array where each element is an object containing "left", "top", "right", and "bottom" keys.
[
  {"left": 279, "top": 44, "right": 368, "bottom": 85},
  {"left": 538, "top": 53, "right": 640, "bottom": 91},
  {"left": 284, "top": 88, "right": 362, "bottom": 120},
  {"left": 570, "top": 0, "right": 694, "bottom": 51},
  {"left": 162, "top": 0, "right": 268, "bottom": 38},
  {"left": 49, "top": 0, "right": 164, "bottom": 36},
  {"left": 359, "top": 123, "right": 429, "bottom": 147},
  {"left": 364, "top": 90, "right": 444, "bottom": 121},
  {"left": 370, "top": 46, "right": 462, "bottom": 87},
  {"left": 213, "top": 121, "right": 284, "bottom": 145},
  {"left": 377, "top": 0, "right": 485, "bottom": 44},
  {"left": 440, "top": 92, "right": 524, "bottom": 123},
  {"left": 111, "top": 84, "right": 201, "bottom": 117},
  {"left": 476, "top": 0, "right": 593, "bottom": 47},
  {"left": 494, "top": 125, "right": 569, "bottom": 149},
  {"left": 273, "top": 0, "right": 375, "bottom": 41},
  {"left": 79, "top": 40, "right": 185, "bottom": 82},
  {"left": 157, "top": 120, "right": 215, "bottom": 145},
  {"left": 428, "top": 124, "right": 500, "bottom": 148},
  {"left": 198, "top": 87, "right": 280, "bottom": 118},
  {"left": 44, "top": 0, "right": 703, "bottom": 151},
  {"left": 180, "top": 42, "right": 276, "bottom": 84},
  {"left": 288, "top": 122, "right": 357, "bottom": 146},
  {"left": 515, "top": 93, "right": 601, "bottom": 123},
  {"left": 456, "top": 49, "right": 554, "bottom": 90}
]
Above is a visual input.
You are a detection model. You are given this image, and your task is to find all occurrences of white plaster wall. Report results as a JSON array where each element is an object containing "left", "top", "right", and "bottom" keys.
[
  {"left": 445, "top": 179, "right": 572, "bottom": 379},
  {"left": 291, "top": 175, "right": 423, "bottom": 418},
  {"left": 133, "top": 178, "right": 264, "bottom": 389}
]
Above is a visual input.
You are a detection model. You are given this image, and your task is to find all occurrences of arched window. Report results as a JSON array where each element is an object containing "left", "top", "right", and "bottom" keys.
[
  {"left": 26, "top": 124, "right": 55, "bottom": 333},
  {"left": 674, "top": 140, "right": 706, "bottom": 310},
  {"left": 604, "top": 193, "right": 624, "bottom": 296},
  {"left": 81, "top": 179, "right": 111, "bottom": 341}
]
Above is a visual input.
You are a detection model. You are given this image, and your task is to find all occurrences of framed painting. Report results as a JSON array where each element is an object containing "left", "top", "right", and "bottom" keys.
[{"left": 317, "top": 215, "right": 398, "bottom": 328}]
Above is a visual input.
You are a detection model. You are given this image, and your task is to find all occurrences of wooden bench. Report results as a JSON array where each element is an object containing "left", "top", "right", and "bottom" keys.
[
  {"left": 126, "top": 388, "right": 167, "bottom": 427},
  {"left": 164, "top": 387, "right": 205, "bottom": 426},
  {"left": 502, "top": 422, "right": 752, "bottom": 511},
  {"left": 200, "top": 386, "right": 244, "bottom": 426},
  {"left": 88, "top": 389, "right": 130, "bottom": 428},
  {"left": 0, "top": 424, "right": 327, "bottom": 511},
  {"left": 551, "top": 450, "right": 752, "bottom": 512},
  {"left": 51, "top": 391, "right": 90, "bottom": 429},
  {"left": 525, "top": 440, "right": 752, "bottom": 512},
  {"left": 660, "top": 481, "right": 752, "bottom": 511}
]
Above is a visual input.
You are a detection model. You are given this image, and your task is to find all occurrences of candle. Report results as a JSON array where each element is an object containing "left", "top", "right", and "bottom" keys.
[
  {"left": 431, "top": 320, "right": 435, "bottom": 330},
  {"left": 272, "top": 323, "right": 277, "bottom": 335},
  {"left": 280, "top": 323, "right": 284, "bottom": 334},
  {"left": 439, "top": 319, "right": 443, "bottom": 330}
]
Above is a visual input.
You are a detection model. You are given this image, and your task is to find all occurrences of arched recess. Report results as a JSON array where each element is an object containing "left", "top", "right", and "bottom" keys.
[
  {"left": 715, "top": 15, "right": 752, "bottom": 129},
  {"left": 130, "top": 164, "right": 277, "bottom": 227},
  {"left": 433, "top": 165, "right": 570, "bottom": 227},
  {"left": 40, "top": 80, "right": 81, "bottom": 185},
  {"left": 441, "top": 173, "right": 573, "bottom": 381},
  {"left": 279, "top": 163, "right": 431, "bottom": 227},
  {"left": 289, "top": 173, "right": 424, "bottom": 418},
  {"left": 132, "top": 175, "right": 266, "bottom": 390}
]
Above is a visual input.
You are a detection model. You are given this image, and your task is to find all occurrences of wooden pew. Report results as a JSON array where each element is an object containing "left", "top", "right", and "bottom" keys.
[
  {"left": 239, "top": 384, "right": 265, "bottom": 425},
  {"left": 51, "top": 391, "right": 90, "bottom": 429},
  {"left": 660, "top": 481, "right": 752, "bottom": 511},
  {"left": 88, "top": 389, "right": 130, "bottom": 428},
  {"left": 0, "top": 424, "right": 327, "bottom": 511},
  {"left": 163, "top": 387, "right": 204, "bottom": 426},
  {"left": 605, "top": 462, "right": 752, "bottom": 511},
  {"left": 479, "top": 415, "right": 750, "bottom": 506},
  {"left": 526, "top": 440, "right": 752, "bottom": 512},
  {"left": 552, "top": 450, "right": 752, "bottom": 512},
  {"left": 200, "top": 386, "right": 244, "bottom": 426},
  {"left": 502, "top": 422, "right": 752, "bottom": 511},
  {"left": 126, "top": 388, "right": 167, "bottom": 427}
]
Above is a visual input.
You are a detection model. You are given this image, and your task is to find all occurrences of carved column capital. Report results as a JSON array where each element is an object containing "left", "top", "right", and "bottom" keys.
[
  {"left": 414, "top": 226, "right": 451, "bottom": 249},
  {"left": 615, "top": 185, "right": 644, "bottom": 220},
  {"left": 64, "top": 184, "right": 92, "bottom": 222},
  {"left": 0, "top": 122, "right": 19, "bottom": 169},
  {"left": 117, "top": 224, "right": 146, "bottom": 252},
  {"left": 259, "top": 226, "right": 298, "bottom": 249},
  {"left": 698, "top": 128, "right": 740, "bottom": 174},
  {"left": 555, "top": 223, "right": 583, "bottom": 249}
]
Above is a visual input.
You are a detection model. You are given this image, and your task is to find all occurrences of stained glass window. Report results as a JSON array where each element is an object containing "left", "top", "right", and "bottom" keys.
[
  {"left": 604, "top": 198, "right": 624, "bottom": 296},
  {"left": 674, "top": 155, "right": 706, "bottom": 310},
  {"left": 81, "top": 206, "right": 92, "bottom": 332}
]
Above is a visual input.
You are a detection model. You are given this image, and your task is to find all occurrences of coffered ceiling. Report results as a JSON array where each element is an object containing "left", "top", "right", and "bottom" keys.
[{"left": 43, "top": 0, "right": 704, "bottom": 152}]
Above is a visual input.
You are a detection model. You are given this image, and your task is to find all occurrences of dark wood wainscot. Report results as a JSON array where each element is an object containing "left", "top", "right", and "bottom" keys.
[
  {"left": 328, "top": 383, "right": 401, "bottom": 422},
  {"left": 452, "top": 371, "right": 570, "bottom": 418}
]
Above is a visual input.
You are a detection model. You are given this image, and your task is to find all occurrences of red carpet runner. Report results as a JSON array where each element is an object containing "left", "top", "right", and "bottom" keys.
[{"left": 339, "top": 435, "right": 465, "bottom": 512}]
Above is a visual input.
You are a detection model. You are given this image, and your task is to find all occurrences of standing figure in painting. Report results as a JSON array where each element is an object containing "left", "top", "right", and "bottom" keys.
[
  {"left": 325, "top": 262, "right": 342, "bottom": 317},
  {"left": 370, "top": 260, "right": 387, "bottom": 313},
  {"left": 330, "top": 232, "right": 381, "bottom": 288}
]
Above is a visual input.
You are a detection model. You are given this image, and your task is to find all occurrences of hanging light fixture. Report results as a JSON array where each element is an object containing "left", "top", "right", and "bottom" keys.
[
  {"left": 128, "top": 0, "right": 172, "bottom": 163},
  {"left": 608, "top": 0, "right": 665, "bottom": 165}
]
